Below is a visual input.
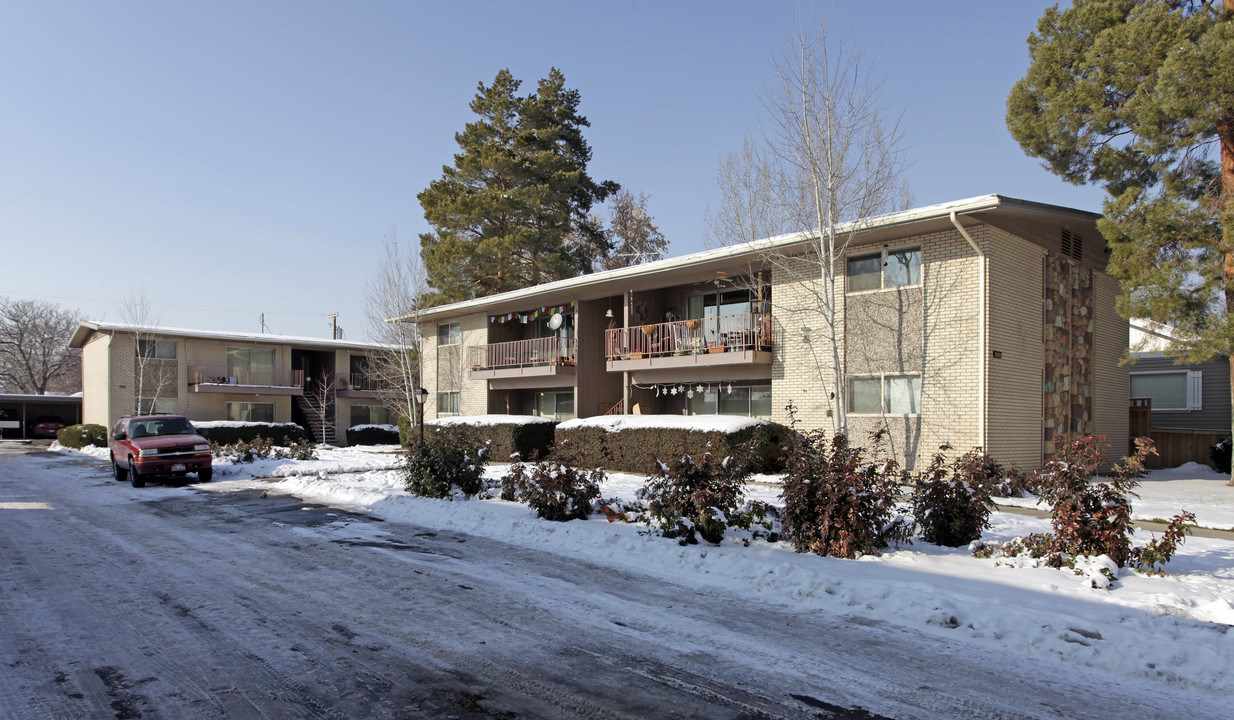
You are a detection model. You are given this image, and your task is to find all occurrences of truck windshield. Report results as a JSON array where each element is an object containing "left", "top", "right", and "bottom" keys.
[{"left": 131, "top": 418, "right": 197, "bottom": 437}]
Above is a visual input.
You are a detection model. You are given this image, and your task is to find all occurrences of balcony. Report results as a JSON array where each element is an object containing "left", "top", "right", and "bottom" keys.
[
  {"left": 334, "top": 373, "right": 388, "bottom": 398},
  {"left": 188, "top": 365, "right": 305, "bottom": 395},
  {"left": 604, "top": 313, "right": 772, "bottom": 372},
  {"left": 468, "top": 337, "right": 576, "bottom": 381}
]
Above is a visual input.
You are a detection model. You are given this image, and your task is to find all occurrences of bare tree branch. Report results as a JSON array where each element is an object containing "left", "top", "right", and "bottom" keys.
[
  {"left": 707, "top": 17, "right": 910, "bottom": 434},
  {"left": 0, "top": 297, "right": 82, "bottom": 395},
  {"left": 365, "top": 228, "right": 427, "bottom": 428}
]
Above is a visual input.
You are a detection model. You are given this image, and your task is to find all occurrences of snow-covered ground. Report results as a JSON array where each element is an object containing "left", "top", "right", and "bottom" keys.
[{"left": 59, "top": 442, "right": 1234, "bottom": 698}]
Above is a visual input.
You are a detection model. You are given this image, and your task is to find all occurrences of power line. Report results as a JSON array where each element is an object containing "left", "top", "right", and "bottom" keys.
[{"left": 0, "top": 288, "right": 335, "bottom": 317}]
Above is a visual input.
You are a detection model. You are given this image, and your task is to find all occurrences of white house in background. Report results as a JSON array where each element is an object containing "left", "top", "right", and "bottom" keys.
[{"left": 70, "top": 322, "right": 391, "bottom": 444}]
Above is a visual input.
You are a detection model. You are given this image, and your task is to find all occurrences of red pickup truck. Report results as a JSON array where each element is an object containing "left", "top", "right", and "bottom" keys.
[{"left": 109, "top": 414, "right": 213, "bottom": 488}]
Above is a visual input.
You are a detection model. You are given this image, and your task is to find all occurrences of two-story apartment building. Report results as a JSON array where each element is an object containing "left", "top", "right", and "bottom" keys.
[
  {"left": 69, "top": 322, "right": 392, "bottom": 444},
  {"left": 408, "top": 195, "right": 1130, "bottom": 471}
]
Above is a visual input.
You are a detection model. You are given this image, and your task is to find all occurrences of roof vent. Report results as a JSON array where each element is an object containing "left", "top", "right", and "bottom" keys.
[{"left": 1061, "top": 229, "right": 1083, "bottom": 261}]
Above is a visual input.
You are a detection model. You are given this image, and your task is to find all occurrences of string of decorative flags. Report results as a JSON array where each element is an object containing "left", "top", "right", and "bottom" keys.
[{"left": 489, "top": 301, "right": 575, "bottom": 324}]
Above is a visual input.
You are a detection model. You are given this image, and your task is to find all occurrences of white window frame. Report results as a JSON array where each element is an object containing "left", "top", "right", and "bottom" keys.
[
  {"left": 1129, "top": 370, "right": 1202, "bottom": 412},
  {"left": 848, "top": 373, "right": 923, "bottom": 416},
  {"left": 846, "top": 246, "right": 922, "bottom": 295}
]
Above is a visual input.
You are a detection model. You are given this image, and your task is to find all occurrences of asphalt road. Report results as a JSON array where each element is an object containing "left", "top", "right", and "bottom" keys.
[{"left": 0, "top": 446, "right": 1219, "bottom": 719}]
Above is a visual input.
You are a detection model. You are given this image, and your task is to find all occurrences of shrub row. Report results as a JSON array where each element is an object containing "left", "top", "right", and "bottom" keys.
[
  {"left": 195, "top": 422, "right": 310, "bottom": 446},
  {"left": 554, "top": 421, "right": 790, "bottom": 475},
  {"left": 426, "top": 418, "right": 556, "bottom": 460},
  {"left": 346, "top": 425, "right": 400, "bottom": 446},
  {"left": 57, "top": 424, "right": 108, "bottom": 448}
]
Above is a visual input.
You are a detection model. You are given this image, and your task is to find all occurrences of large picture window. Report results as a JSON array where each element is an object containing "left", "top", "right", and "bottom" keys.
[
  {"left": 847, "top": 247, "right": 921, "bottom": 293},
  {"left": 227, "top": 402, "right": 274, "bottom": 423},
  {"left": 686, "top": 385, "right": 773, "bottom": 419},
  {"left": 227, "top": 347, "right": 276, "bottom": 385},
  {"left": 849, "top": 374, "right": 922, "bottom": 415},
  {"left": 535, "top": 390, "right": 574, "bottom": 421},
  {"left": 1130, "top": 371, "right": 1201, "bottom": 411},
  {"left": 350, "top": 405, "right": 391, "bottom": 427}
]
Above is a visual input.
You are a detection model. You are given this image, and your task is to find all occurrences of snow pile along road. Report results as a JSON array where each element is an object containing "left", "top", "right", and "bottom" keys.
[{"left": 270, "top": 455, "right": 1234, "bottom": 699}]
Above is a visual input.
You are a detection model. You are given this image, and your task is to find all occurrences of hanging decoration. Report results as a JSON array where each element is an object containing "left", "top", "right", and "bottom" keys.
[{"left": 489, "top": 301, "right": 576, "bottom": 324}]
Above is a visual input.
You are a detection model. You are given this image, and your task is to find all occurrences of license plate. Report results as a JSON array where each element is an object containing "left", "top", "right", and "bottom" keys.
[{"left": 171, "top": 464, "right": 186, "bottom": 472}]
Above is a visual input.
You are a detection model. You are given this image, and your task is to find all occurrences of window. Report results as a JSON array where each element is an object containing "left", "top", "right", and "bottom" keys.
[
  {"left": 437, "top": 391, "right": 460, "bottom": 415},
  {"left": 847, "top": 247, "right": 922, "bottom": 293},
  {"left": 227, "top": 347, "right": 276, "bottom": 385},
  {"left": 227, "top": 402, "right": 274, "bottom": 423},
  {"left": 138, "top": 398, "right": 178, "bottom": 415},
  {"left": 686, "top": 385, "right": 773, "bottom": 419},
  {"left": 849, "top": 374, "right": 922, "bottom": 415},
  {"left": 438, "top": 322, "right": 461, "bottom": 346},
  {"left": 136, "top": 339, "right": 176, "bottom": 359},
  {"left": 536, "top": 390, "right": 574, "bottom": 421},
  {"left": 350, "top": 405, "right": 390, "bottom": 427},
  {"left": 1130, "top": 371, "right": 1201, "bottom": 411}
]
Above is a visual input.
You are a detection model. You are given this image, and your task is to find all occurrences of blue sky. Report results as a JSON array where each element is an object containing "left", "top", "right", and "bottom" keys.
[{"left": 0, "top": 1, "right": 1099, "bottom": 341}]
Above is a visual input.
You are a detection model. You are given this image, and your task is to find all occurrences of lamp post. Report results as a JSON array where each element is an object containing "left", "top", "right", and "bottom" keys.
[{"left": 416, "top": 387, "right": 428, "bottom": 444}]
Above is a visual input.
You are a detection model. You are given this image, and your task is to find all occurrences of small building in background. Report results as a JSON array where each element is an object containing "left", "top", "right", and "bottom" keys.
[{"left": 69, "top": 322, "right": 391, "bottom": 445}]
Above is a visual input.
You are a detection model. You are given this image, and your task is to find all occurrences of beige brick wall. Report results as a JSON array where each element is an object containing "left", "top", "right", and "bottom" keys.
[
  {"left": 768, "top": 229, "right": 982, "bottom": 469},
  {"left": 986, "top": 229, "right": 1047, "bottom": 470},
  {"left": 769, "top": 255, "right": 842, "bottom": 431},
  {"left": 424, "top": 313, "right": 489, "bottom": 418},
  {"left": 1093, "top": 271, "right": 1130, "bottom": 460}
]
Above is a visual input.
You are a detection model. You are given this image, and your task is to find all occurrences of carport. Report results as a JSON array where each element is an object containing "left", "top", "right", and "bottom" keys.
[{"left": 0, "top": 394, "right": 83, "bottom": 440}]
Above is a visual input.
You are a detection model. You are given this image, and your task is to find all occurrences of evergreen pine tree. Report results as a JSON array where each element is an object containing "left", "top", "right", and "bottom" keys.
[
  {"left": 418, "top": 68, "right": 618, "bottom": 304},
  {"left": 1007, "top": 0, "right": 1234, "bottom": 482}
]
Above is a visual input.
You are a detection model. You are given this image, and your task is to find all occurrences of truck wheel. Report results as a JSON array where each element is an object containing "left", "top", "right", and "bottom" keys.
[
  {"left": 129, "top": 459, "right": 145, "bottom": 488},
  {"left": 111, "top": 456, "right": 128, "bottom": 482}
]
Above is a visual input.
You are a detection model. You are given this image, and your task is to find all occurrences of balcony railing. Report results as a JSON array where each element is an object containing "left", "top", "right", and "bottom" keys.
[
  {"left": 335, "top": 373, "right": 389, "bottom": 392},
  {"left": 604, "top": 313, "right": 771, "bottom": 360},
  {"left": 189, "top": 365, "right": 304, "bottom": 388},
  {"left": 469, "top": 337, "right": 576, "bottom": 371}
]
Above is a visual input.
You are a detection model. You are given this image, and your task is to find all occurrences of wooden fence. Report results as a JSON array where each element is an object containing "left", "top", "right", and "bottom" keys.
[{"left": 1144, "top": 428, "right": 1225, "bottom": 469}]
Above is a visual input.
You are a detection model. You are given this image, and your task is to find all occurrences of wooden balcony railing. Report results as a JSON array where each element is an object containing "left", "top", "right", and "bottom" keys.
[
  {"left": 189, "top": 365, "right": 304, "bottom": 388},
  {"left": 604, "top": 313, "right": 771, "bottom": 360},
  {"left": 469, "top": 337, "right": 576, "bottom": 371}
]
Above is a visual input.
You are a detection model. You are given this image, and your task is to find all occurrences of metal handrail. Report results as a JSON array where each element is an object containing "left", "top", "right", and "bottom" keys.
[
  {"left": 468, "top": 336, "right": 576, "bottom": 370},
  {"left": 188, "top": 364, "right": 304, "bottom": 388},
  {"left": 604, "top": 312, "right": 770, "bottom": 360}
]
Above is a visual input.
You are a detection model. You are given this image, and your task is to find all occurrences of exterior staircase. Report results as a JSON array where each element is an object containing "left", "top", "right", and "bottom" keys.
[{"left": 296, "top": 389, "right": 338, "bottom": 445}]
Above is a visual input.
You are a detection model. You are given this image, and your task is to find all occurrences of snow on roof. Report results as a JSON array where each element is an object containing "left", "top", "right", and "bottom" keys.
[
  {"left": 70, "top": 320, "right": 388, "bottom": 351},
  {"left": 557, "top": 415, "right": 765, "bottom": 434},
  {"left": 410, "top": 194, "right": 1100, "bottom": 322},
  {"left": 428, "top": 414, "right": 557, "bottom": 427}
]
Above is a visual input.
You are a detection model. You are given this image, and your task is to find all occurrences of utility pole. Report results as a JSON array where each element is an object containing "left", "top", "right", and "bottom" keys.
[{"left": 327, "top": 313, "right": 339, "bottom": 339}]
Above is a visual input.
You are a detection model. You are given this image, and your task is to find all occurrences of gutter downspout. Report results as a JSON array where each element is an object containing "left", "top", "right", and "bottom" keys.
[{"left": 950, "top": 211, "right": 987, "bottom": 450}]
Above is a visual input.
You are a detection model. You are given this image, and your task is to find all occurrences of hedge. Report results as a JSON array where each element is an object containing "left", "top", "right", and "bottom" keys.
[
  {"left": 193, "top": 422, "right": 310, "bottom": 446},
  {"left": 57, "top": 424, "right": 108, "bottom": 449},
  {"left": 554, "top": 419, "right": 791, "bottom": 475},
  {"left": 346, "top": 425, "right": 400, "bottom": 446},
  {"left": 426, "top": 416, "right": 557, "bottom": 462}
]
